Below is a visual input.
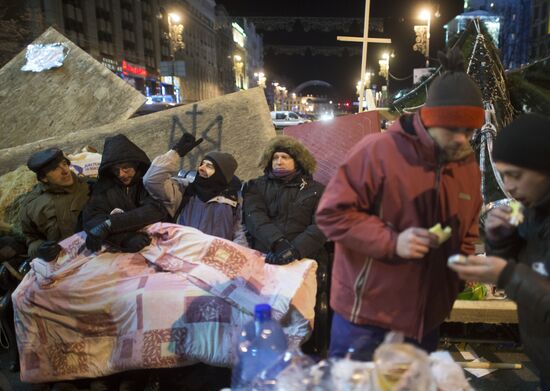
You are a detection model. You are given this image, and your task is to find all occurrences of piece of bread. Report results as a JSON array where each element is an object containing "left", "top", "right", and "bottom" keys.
[
  {"left": 508, "top": 200, "right": 524, "bottom": 226},
  {"left": 429, "top": 223, "right": 452, "bottom": 245}
]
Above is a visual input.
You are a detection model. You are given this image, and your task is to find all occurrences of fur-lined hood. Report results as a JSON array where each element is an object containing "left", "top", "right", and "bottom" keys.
[{"left": 258, "top": 135, "right": 316, "bottom": 174}]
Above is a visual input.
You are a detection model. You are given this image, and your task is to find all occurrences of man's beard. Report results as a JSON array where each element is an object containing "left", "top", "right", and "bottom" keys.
[{"left": 444, "top": 143, "right": 474, "bottom": 162}]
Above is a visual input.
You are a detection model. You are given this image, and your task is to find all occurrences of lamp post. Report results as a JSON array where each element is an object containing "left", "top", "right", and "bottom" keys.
[
  {"left": 419, "top": 9, "right": 431, "bottom": 68},
  {"left": 254, "top": 71, "right": 266, "bottom": 88},
  {"left": 167, "top": 12, "right": 183, "bottom": 102}
]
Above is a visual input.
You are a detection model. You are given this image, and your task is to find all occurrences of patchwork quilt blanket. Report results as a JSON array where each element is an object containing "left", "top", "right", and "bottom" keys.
[{"left": 13, "top": 223, "right": 317, "bottom": 383}]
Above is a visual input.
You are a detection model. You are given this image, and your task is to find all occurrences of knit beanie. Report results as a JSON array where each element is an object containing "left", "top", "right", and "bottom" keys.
[
  {"left": 205, "top": 151, "right": 238, "bottom": 184},
  {"left": 420, "top": 48, "right": 484, "bottom": 129},
  {"left": 493, "top": 113, "right": 550, "bottom": 173}
]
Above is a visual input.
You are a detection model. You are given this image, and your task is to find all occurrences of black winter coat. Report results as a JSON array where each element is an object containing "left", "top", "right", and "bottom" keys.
[
  {"left": 487, "top": 194, "right": 550, "bottom": 381},
  {"left": 243, "top": 172, "right": 327, "bottom": 264},
  {"left": 83, "top": 135, "right": 170, "bottom": 251}
]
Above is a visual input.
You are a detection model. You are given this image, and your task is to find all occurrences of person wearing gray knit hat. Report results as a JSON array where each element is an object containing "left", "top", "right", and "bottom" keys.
[
  {"left": 143, "top": 132, "right": 247, "bottom": 246},
  {"left": 449, "top": 113, "right": 550, "bottom": 387}
]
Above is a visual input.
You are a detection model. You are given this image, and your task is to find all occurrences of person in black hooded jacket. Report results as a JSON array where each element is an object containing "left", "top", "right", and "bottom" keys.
[{"left": 83, "top": 134, "right": 170, "bottom": 253}]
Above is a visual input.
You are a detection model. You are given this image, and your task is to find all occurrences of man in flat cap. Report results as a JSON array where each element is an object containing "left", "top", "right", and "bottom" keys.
[{"left": 20, "top": 148, "right": 91, "bottom": 261}]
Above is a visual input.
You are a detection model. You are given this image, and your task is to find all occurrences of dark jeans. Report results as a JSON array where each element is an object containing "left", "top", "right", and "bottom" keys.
[
  {"left": 328, "top": 312, "right": 440, "bottom": 361},
  {"left": 541, "top": 377, "right": 550, "bottom": 391}
]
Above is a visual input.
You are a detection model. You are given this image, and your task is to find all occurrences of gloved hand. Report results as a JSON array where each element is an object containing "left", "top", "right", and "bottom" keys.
[
  {"left": 172, "top": 133, "right": 204, "bottom": 157},
  {"left": 121, "top": 232, "right": 151, "bottom": 253},
  {"left": 36, "top": 240, "right": 62, "bottom": 262},
  {"left": 265, "top": 238, "right": 301, "bottom": 265},
  {"left": 85, "top": 220, "right": 112, "bottom": 252}
]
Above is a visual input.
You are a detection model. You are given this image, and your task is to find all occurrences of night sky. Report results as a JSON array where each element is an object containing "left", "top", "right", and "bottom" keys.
[{"left": 217, "top": 0, "right": 465, "bottom": 100}]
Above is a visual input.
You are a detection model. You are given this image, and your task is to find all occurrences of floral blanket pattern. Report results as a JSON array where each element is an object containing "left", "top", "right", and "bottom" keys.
[{"left": 13, "top": 223, "right": 317, "bottom": 383}]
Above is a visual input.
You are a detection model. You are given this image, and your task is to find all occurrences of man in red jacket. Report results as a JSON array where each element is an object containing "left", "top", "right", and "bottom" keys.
[{"left": 316, "top": 48, "right": 485, "bottom": 359}]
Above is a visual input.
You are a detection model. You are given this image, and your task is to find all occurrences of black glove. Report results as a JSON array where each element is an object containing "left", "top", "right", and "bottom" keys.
[
  {"left": 85, "top": 220, "right": 112, "bottom": 252},
  {"left": 121, "top": 232, "right": 151, "bottom": 253},
  {"left": 172, "top": 133, "right": 204, "bottom": 157},
  {"left": 36, "top": 240, "right": 62, "bottom": 262},
  {"left": 265, "top": 238, "right": 301, "bottom": 265}
]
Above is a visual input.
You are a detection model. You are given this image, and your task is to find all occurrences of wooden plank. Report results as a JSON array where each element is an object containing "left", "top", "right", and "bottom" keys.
[
  {"left": 0, "top": 87, "right": 275, "bottom": 181},
  {"left": 447, "top": 299, "right": 518, "bottom": 324},
  {"left": 283, "top": 111, "right": 381, "bottom": 185},
  {"left": 0, "top": 27, "right": 145, "bottom": 149}
]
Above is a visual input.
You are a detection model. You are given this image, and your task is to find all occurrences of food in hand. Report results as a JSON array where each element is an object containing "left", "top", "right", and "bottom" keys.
[
  {"left": 447, "top": 254, "right": 468, "bottom": 266},
  {"left": 508, "top": 200, "right": 524, "bottom": 226},
  {"left": 429, "top": 223, "right": 452, "bottom": 245}
]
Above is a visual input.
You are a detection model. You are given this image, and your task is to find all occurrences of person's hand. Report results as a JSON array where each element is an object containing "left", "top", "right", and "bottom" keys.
[
  {"left": 395, "top": 227, "right": 439, "bottom": 259},
  {"left": 485, "top": 206, "right": 517, "bottom": 242},
  {"left": 448, "top": 255, "right": 507, "bottom": 284},
  {"left": 36, "top": 240, "right": 62, "bottom": 262},
  {"left": 85, "top": 220, "right": 112, "bottom": 252},
  {"left": 172, "top": 133, "right": 204, "bottom": 157},
  {"left": 121, "top": 232, "right": 151, "bottom": 253},
  {"left": 265, "top": 238, "right": 301, "bottom": 265}
]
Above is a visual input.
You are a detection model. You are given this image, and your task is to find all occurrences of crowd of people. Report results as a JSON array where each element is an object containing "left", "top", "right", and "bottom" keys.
[{"left": 9, "top": 48, "right": 550, "bottom": 389}]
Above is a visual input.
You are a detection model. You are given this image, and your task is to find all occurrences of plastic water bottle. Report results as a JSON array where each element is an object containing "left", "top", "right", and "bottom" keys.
[{"left": 231, "top": 304, "right": 288, "bottom": 390}]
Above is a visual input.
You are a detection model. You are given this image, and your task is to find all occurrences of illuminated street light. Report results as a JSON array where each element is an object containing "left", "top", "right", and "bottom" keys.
[
  {"left": 254, "top": 71, "right": 266, "bottom": 88},
  {"left": 168, "top": 13, "right": 181, "bottom": 23},
  {"left": 419, "top": 8, "right": 431, "bottom": 67},
  {"left": 166, "top": 11, "right": 183, "bottom": 103}
]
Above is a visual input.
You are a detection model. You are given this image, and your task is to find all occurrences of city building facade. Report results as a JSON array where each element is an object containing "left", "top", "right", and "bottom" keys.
[{"left": 17, "top": 0, "right": 262, "bottom": 103}]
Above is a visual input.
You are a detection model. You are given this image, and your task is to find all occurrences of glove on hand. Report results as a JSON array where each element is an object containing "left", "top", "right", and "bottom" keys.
[
  {"left": 121, "top": 232, "right": 151, "bottom": 253},
  {"left": 36, "top": 240, "right": 62, "bottom": 262},
  {"left": 85, "top": 220, "right": 112, "bottom": 252},
  {"left": 172, "top": 133, "right": 204, "bottom": 157},
  {"left": 265, "top": 238, "right": 301, "bottom": 265}
]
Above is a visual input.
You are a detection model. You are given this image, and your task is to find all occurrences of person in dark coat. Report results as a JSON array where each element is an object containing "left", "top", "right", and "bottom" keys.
[
  {"left": 83, "top": 134, "right": 170, "bottom": 253},
  {"left": 20, "top": 148, "right": 91, "bottom": 261},
  {"left": 449, "top": 113, "right": 550, "bottom": 389},
  {"left": 244, "top": 135, "right": 327, "bottom": 265}
]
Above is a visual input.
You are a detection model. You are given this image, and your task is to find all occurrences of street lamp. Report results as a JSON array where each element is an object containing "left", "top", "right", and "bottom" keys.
[
  {"left": 254, "top": 71, "right": 266, "bottom": 88},
  {"left": 167, "top": 12, "right": 184, "bottom": 102},
  {"left": 419, "top": 8, "right": 431, "bottom": 67}
]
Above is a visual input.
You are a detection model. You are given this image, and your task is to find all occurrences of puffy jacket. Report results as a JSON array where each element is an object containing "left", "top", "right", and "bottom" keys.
[
  {"left": 487, "top": 193, "right": 550, "bottom": 381},
  {"left": 20, "top": 174, "right": 90, "bottom": 258},
  {"left": 244, "top": 173, "right": 327, "bottom": 263},
  {"left": 83, "top": 134, "right": 170, "bottom": 250},
  {"left": 244, "top": 135, "right": 327, "bottom": 263},
  {"left": 316, "top": 113, "right": 482, "bottom": 340}
]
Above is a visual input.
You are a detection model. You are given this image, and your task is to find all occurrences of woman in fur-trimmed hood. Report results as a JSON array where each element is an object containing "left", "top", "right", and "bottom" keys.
[
  {"left": 243, "top": 135, "right": 327, "bottom": 265},
  {"left": 257, "top": 135, "right": 317, "bottom": 175}
]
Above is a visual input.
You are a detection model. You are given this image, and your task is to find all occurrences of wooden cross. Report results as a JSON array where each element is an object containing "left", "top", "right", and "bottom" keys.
[{"left": 337, "top": 0, "right": 391, "bottom": 112}]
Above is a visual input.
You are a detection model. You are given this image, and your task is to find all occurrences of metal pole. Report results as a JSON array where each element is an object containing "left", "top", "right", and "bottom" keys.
[
  {"left": 426, "top": 15, "right": 431, "bottom": 68},
  {"left": 358, "top": 0, "right": 371, "bottom": 113}
]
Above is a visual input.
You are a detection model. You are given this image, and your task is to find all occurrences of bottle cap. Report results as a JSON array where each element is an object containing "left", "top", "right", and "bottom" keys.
[{"left": 254, "top": 304, "right": 272, "bottom": 321}]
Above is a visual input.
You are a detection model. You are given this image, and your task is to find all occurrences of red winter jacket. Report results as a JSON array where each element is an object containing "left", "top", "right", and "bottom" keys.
[{"left": 316, "top": 113, "right": 482, "bottom": 340}]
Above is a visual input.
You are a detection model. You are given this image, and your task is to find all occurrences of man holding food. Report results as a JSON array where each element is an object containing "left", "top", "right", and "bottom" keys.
[
  {"left": 316, "top": 48, "right": 484, "bottom": 359},
  {"left": 449, "top": 113, "right": 550, "bottom": 388}
]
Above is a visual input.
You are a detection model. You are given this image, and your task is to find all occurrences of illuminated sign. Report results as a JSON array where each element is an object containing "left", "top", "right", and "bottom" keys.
[{"left": 122, "top": 60, "right": 147, "bottom": 77}]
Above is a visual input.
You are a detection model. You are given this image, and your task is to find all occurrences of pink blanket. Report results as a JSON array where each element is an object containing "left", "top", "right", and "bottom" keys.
[{"left": 13, "top": 223, "right": 317, "bottom": 383}]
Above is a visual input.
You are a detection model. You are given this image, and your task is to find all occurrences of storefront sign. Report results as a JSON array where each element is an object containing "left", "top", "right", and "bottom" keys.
[{"left": 122, "top": 60, "right": 147, "bottom": 78}]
